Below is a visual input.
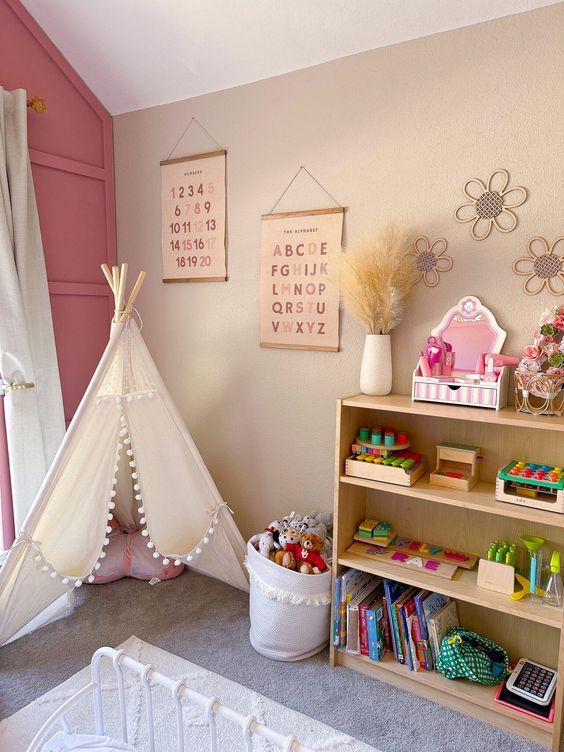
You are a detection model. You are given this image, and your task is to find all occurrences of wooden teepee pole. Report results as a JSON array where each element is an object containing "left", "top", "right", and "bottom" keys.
[
  {"left": 101, "top": 263, "right": 115, "bottom": 293},
  {"left": 120, "top": 271, "right": 146, "bottom": 322},
  {"left": 115, "top": 263, "right": 128, "bottom": 319}
]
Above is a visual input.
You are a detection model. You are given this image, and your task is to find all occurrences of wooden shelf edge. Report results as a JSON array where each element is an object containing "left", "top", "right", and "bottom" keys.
[
  {"left": 338, "top": 549, "right": 562, "bottom": 629},
  {"left": 339, "top": 474, "right": 564, "bottom": 529},
  {"left": 334, "top": 650, "right": 553, "bottom": 744},
  {"left": 340, "top": 393, "right": 564, "bottom": 432}
]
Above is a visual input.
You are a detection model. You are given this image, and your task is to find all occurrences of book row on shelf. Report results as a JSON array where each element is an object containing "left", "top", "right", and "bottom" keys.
[{"left": 334, "top": 567, "right": 458, "bottom": 670}]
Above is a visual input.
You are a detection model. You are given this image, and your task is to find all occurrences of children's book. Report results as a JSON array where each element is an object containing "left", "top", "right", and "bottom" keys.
[
  {"left": 410, "top": 614, "right": 429, "bottom": 670},
  {"left": 382, "top": 594, "right": 392, "bottom": 653},
  {"left": 383, "top": 580, "right": 409, "bottom": 660},
  {"left": 428, "top": 599, "right": 459, "bottom": 661},
  {"left": 403, "top": 591, "right": 425, "bottom": 671},
  {"left": 413, "top": 590, "right": 433, "bottom": 669},
  {"left": 333, "top": 574, "right": 342, "bottom": 647},
  {"left": 394, "top": 586, "right": 418, "bottom": 666},
  {"left": 346, "top": 578, "right": 382, "bottom": 654},
  {"left": 338, "top": 569, "right": 375, "bottom": 648},
  {"left": 367, "top": 597, "right": 386, "bottom": 662},
  {"left": 359, "top": 581, "right": 384, "bottom": 656},
  {"left": 419, "top": 591, "right": 450, "bottom": 668}
]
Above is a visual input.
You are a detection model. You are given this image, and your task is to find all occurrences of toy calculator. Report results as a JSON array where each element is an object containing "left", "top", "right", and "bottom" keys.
[{"left": 505, "top": 658, "right": 557, "bottom": 706}]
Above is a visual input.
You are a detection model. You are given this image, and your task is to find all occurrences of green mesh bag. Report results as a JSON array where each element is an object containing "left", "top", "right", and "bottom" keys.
[{"left": 436, "top": 628, "right": 509, "bottom": 686}]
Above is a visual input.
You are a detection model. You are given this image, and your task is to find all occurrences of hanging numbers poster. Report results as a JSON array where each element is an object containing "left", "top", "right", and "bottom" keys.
[
  {"left": 161, "top": 150, "right": 226, "bottom": 282},
  {"left": 260, "top": 207, "right": 343, "bottom": 351}
]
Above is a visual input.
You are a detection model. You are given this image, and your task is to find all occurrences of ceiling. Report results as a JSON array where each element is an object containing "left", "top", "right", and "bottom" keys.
[{"left": 21, "top": 0, "right": 559, "bottom": 115}]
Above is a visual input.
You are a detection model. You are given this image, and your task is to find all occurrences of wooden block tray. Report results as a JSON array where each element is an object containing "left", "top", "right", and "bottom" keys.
[{"left": 345, "top": 455, "right": 427, "bottom": 487}]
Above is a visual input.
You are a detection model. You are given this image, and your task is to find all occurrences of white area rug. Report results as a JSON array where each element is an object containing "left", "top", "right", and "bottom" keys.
[{"left": 0, "top": 636, "right": 380, "bottom": 752}]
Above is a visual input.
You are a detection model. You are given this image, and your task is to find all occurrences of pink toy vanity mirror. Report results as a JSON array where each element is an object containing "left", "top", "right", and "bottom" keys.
[
  {"left": 412, "top": 296, "right": 511, "bottom": 410},
  {"left": 431, "top": 296, "right": 506, "bottom": 373}
]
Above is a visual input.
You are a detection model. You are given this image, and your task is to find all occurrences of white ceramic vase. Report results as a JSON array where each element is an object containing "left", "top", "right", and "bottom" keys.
[{"left": 359, "top": 334, "right": 392, "bottom": 395}]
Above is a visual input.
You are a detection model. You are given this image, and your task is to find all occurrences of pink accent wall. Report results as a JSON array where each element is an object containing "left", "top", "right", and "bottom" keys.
[{"left": 0, "top": 0, "right": 116, "bottom": 544}]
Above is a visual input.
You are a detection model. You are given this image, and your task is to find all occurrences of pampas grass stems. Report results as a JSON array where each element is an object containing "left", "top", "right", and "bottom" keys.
[{"left": 339, "top": 225, "right": 417, "bottom": 335}]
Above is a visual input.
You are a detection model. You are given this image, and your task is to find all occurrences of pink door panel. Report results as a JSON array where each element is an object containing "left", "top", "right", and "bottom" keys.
[{"left": 0, "top": 0, "right": 116, "bottom": 544}]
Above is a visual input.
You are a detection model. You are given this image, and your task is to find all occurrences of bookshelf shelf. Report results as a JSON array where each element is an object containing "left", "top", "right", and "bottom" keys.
[
  {"left": 335, "top": 650, "right": 552, "bottom": 747},
  {"left": 340, "top": 543, "right": 562, "bottom": 629},
  {"left": 341, "top": 393, "right": 564, "bottom": 432},
  {"left": 340, "top": 474, "right": 564, "bottom": 529},
  {"left": 331, "top": 393, "right": 564, "bottom": 751}
]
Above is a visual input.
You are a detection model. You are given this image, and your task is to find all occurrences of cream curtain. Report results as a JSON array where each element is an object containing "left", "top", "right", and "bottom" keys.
[{"left": 0, "top": 87, "right": 65, "bottom": 533}]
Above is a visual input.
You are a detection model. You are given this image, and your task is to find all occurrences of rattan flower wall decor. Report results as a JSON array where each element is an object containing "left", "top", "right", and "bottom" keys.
[
  {"left": 454, "top": 169, "right": 527, "bottom": 241},
  {"left": 513, "top": 237, "right": 564, "bottom": 296},
  {"left": 411, "top": 236, "right": 453, "bottom": 287}
]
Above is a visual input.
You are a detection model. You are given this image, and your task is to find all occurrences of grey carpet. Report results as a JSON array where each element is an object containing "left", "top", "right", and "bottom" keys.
[{"left": 0, "top": 571, "right": 545, "bottom": 752}]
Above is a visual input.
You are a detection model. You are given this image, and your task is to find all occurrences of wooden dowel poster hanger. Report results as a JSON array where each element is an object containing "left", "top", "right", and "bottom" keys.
[
  {"left": 161, "top": 118, "right": 227, "bottom": 283},
  {"left": 260, "top": 166, "right": 344, "bottom": 352}
]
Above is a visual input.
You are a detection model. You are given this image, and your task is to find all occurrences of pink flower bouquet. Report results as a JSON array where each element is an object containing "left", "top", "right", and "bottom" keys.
[{"left": 517, "top": 305, "right": 564, "bottom": 374}]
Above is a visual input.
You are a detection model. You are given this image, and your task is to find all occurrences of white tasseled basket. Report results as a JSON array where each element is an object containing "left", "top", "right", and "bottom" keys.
[{"left": 245, "top": 537, "right": 331, "bottom": 661}]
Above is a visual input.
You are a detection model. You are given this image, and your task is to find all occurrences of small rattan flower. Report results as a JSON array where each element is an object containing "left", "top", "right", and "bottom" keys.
[
  {"left": 513, "top": 237, "right": 564, "bottom": 296},
  {"left": 454, "top": 169, "right": 527, "bottom": 241},
  {"left": 411, "top": 236, "right": 453, "bottom": 287}
]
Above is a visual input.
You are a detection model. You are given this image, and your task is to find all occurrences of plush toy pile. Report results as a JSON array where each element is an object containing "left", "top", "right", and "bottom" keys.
[{"left": 254, "top": 511, "right": 332, "bottom": 574}]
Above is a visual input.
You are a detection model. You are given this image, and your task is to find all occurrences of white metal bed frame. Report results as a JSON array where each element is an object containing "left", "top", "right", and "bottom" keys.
[{"left": 26, "top": 646, "right": 315, "bottom": 752}]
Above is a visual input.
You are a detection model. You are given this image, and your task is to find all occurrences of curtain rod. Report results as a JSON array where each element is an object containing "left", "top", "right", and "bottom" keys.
[{"left": 27, "top": 96, "right": 47, "bottom": 114}]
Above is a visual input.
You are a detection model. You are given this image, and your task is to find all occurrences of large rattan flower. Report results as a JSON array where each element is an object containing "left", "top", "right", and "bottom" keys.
[
  {"left": 513, "top": 237, "right": 564, "bottom": 296},
  {"left": 412, "top": 236, "right": 453, "bottom": 287},
  {"left": 454, "top": 169, "right": 527, "bottom": 241}
]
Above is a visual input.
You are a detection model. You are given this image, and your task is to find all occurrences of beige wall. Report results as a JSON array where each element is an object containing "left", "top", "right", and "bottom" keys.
[{"left": 114, "top": 5, "right": 564, "bottom": 540}]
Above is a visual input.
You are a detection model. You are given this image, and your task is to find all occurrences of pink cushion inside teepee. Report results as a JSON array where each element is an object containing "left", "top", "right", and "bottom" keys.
[{"left": 91, "top": 521, "right": 184, "bottom": 584}]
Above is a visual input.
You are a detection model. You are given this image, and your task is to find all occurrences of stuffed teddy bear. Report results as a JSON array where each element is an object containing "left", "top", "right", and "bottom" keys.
[
  {"left": 291, "top": 533, "right": 328, "bottom": 574},
  {"left": 273, "top": 526, "right": 301, "bottom": 569}
]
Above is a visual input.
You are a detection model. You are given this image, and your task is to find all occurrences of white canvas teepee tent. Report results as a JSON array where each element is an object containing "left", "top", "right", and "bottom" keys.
[{"left": 0, "top": 264, "right": 248, "bottom": 646}]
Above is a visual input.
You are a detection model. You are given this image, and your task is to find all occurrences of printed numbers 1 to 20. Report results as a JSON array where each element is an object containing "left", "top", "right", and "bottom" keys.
[{"left": 166, "top": 178, "right": 220, "bottom": 276}]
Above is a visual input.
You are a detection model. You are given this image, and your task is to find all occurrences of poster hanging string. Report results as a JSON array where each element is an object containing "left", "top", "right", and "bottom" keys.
[
  {"left": 165, "top": 117, "right": 224, "bottom": 160},
  {"left": 268, "top": 165, "right": 342, "bottom": 215}
]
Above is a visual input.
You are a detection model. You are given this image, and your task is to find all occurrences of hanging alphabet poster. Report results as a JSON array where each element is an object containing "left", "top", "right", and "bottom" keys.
[
  {"left": 161, "top": 150, "right": 226, "bottom": 282},
  {"left": 260, "top": 207, "right": 343, "bottom": 351}
]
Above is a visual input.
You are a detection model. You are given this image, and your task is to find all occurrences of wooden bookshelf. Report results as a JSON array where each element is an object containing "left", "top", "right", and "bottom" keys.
[{"left": 330, "top": 393, "right": 564, "bottom": 751}]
